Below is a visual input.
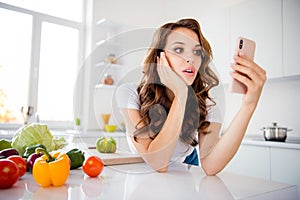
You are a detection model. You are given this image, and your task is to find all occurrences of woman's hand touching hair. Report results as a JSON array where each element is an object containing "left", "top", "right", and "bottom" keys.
[{"left": 157, "top": 52, "right": 187, "bottom": 97}]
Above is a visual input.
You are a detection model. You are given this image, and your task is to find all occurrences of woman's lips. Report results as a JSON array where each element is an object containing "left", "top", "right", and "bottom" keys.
[{"left": 182, "top": 67, "right": 195, "bottom": 76}]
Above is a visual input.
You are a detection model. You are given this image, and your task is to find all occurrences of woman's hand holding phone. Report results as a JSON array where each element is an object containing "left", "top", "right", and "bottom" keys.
[
  {"left": 229, "top": 37, "right": 256, "bottom": 94},
  {"left": 229, "top": 37, "right": 267, "bottom": 107}
]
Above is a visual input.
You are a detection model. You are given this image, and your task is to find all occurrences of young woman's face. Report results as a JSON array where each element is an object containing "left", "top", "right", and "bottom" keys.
[{"left": 164, "top": 27, "right": 202, "bottom": 85}]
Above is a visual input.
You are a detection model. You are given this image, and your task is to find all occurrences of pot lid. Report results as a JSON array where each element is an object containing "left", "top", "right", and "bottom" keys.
[{"left": 263, "top": 122, "right": 291, "bottom": 131}]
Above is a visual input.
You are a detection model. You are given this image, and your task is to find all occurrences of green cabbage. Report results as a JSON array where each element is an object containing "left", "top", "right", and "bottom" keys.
[
  {"left": 96, "top": 137, "right": 117, "bottom": 153},
  {"left": 11, "top": 123, "right": 67, "bottom": 155}
]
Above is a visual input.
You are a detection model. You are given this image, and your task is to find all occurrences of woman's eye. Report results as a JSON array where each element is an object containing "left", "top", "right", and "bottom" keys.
[
  {"left": 174, "top": 48, "right": 184, "bottom": 54},
  {"left": 193, "top": 49, "right": 202, "bottom": 56}
]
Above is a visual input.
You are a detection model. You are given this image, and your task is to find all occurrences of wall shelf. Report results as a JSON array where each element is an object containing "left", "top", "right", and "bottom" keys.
[
  {"left": 96, "top": 62, "right": 124, "bottom": 69},
  {"left": 94, "top": 84, "right": 115, "bottom": 89}
]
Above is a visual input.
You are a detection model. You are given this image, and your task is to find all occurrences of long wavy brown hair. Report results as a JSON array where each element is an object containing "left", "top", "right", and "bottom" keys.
[{"left": 135, "top": 18, "right": 219, "bottom": 146}]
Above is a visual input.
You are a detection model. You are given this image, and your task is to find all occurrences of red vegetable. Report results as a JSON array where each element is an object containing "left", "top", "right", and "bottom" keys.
[
  {"left": 27, "top": 153, "right": 42, "bottom": 172},
  {"left": 7, "top": 155, "right": 27, "bottom": 178},
  {"left": 0, "top": 159, "right": 20, "bottom": 189},
  {"left": 0, "top": 148, "right": 19, "bottom": 158},
  {"left": 82, "top": 156, "right": 104, "bottom": 177}
]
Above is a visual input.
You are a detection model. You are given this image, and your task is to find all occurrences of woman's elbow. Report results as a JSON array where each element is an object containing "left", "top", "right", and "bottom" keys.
[
  {"left": 156, "top": 167, "right": 168, "bottom": 173},
  {"left": 202, "top": 166, "right": 218, "bottom": 176},
  {"left": 201, "top": 160, "right": 222, "bottom": 176}
]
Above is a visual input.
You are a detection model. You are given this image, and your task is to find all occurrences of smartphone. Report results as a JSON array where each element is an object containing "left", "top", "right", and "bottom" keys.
[{"left": 229, "top": 37, "right": 256, "bottom": 94}]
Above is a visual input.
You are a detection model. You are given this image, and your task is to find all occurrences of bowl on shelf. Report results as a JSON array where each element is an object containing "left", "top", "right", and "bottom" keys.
[{"left": 104, "top": 125, "right": 117, "bottom": 132}]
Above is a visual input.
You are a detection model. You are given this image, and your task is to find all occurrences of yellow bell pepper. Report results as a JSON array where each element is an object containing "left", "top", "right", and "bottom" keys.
[{"left": 32, "top": 147, "right": 70, "bottom": 187}]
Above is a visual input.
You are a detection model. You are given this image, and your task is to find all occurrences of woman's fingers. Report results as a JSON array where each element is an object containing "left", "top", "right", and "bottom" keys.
[
  {"left": 231, "top": 63, "right": 265, "bottom": 86},
  {"left": 160, "top": 52, "right": 169, "bottom": 67},
  {"left": 157, "top": 52, "right": 187, "bottom": 95},
  {"left": 230, "top": 53, "right": 267, "bottom": 99},
  {"left": 233, "top": 53, "right": 267, "bottom": 81}
]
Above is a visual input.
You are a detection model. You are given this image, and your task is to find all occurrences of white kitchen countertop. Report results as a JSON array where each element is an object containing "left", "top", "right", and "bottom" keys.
[
  {"left": 1, "top": 159, "right": 297, "bottom": 199},
  {"left": 0, "top": 129, "right": 299, "bottom": 199},
  {"left": 243, "top": 134, "right": 300, "bottom": 150}
]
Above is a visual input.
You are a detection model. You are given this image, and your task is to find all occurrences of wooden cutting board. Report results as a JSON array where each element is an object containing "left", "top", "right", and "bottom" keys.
[{"left": 88, "top": 149, "right": 144, "bottom": 166}]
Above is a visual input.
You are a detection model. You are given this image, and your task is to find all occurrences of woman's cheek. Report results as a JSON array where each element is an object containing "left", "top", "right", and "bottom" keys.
[{"left": 165, "top": 54, "right": 183, "bottom": 69}]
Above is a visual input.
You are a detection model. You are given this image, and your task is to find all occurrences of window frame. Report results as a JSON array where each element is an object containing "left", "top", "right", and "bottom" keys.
[{"left": 0, "top": 2, "right": 86, "bottom": 130}]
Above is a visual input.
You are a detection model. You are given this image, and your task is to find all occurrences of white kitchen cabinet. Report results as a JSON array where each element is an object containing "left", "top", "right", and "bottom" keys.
[
  {"left": 223, "top": 145, "right": 271, "bottom": 180},
  {"left": 283, "top": 0, "right": 300, "bottom": 76},
  {"left": 223, "top": 142, "right": 300, "bottom": 199},
  {"left": 229, "top": 0, "right": 283, "bottom": 78},
  {"left": 270, "top": 147, "right": 300, "bottom": 199},
  {"left": 201, "top": 9, "right": 231, "bottom": 84}
]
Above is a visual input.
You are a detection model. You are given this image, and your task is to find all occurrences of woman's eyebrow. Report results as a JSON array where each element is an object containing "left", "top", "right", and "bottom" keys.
[
  {"left": 171, "top": 42, "right": 201, "bottom": 46},
  {"left": 171, "top": 41, "right": 185, "bottom": 45}
]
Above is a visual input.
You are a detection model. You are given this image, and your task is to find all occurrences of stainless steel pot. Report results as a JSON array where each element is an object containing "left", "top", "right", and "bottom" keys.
[{"left": 261, "top": 122, "right": 292, "bottom": 142}]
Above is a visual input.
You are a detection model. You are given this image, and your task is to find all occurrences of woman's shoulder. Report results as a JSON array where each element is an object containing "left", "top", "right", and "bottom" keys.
[
  {"left": 115, "top": 82, "right": 140, "bottom": 109},
  {"left": 205, "top": 99, "right": 223, "bottom": 124},
  {"left": 116, "top": 82, "right": 138, "bottom": 94}
]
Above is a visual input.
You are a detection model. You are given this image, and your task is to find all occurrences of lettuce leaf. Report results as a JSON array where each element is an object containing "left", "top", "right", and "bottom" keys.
[{"left": 11, "top": 123, "right": 67, "bottom": 155}]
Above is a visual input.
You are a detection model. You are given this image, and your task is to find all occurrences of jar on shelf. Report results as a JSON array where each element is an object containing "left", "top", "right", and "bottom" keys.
[
  {"left": 102, "top": 74, "right": 114, "bottom": 85},
  {"left": 105, "top": 53, "right": 117, "bottom": 64}
]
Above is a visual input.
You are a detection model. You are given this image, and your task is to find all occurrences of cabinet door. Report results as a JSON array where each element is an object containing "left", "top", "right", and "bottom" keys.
[
  {"left": 283, "top": 0, "right": 300, "bottom": 76},
  {"left": 223, "top": 145, "right": 271, "bottom": 180},
  {"left": 201, "top": 9, "right": 231, "bottom": 84},
  {"left": 230, "top": 0, "right": 283, "bottom": 78},
  {"left": 271, "top": 147, "right": 300, "bottom": 199}
]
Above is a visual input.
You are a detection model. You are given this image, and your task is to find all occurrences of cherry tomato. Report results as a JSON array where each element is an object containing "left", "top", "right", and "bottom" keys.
[
  {"left": 82, "top": 156, "right": 104, "bottom": 177},
  {"left": 7, "top": 155, "right": 27, "bottom": 178},
  {"left": 0, "top": 159, "right": 20, "bottom": 189}
]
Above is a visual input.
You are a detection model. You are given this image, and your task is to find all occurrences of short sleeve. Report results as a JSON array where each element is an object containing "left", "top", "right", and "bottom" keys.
[
  {"left": 205, "top": 99, "right": 223, "bottom": 123},
  {"left": 115, "top": 83, "right": 140, "bottom": 110}
]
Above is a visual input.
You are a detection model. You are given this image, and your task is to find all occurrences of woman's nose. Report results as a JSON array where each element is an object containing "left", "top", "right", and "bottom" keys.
[{"left": 186, "top": 58, "right": 194, "bottom": 65}]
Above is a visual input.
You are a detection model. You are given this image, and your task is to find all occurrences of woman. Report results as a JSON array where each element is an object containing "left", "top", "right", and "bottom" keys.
[{"left": 116, "top": 18, "right": 266, "bottom": 174}]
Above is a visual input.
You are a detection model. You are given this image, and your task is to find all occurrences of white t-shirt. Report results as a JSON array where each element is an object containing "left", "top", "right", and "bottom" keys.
[{"left": 116, "top": 83, "right": 222, "bottom": 162}]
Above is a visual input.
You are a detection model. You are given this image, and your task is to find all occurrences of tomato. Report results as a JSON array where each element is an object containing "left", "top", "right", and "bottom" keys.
[
  {"left": 7, "top": 155, "right": 27, "bottom": 177},
  {"left": 82, "top": 156, "right": 104, "bottom": 177},
  {"left": 0, "top": 159, "right": 20, "bottom": 189}
]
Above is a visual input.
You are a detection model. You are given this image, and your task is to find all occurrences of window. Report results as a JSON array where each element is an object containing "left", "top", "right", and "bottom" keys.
[
  {"left": 0, "top": 2, "right": 84, "bottom": 129},
  {"left": 1, "top": 0, "right": 83, "bottom": 22},
  {"left": 38, "top": 22, "right": 79, "bottom": 122},
  {"left": 0, "top": 8, "right": 32, "bottom": 124}
]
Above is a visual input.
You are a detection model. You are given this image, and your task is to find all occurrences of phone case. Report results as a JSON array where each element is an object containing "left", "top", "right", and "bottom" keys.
[{"left": 229, "top": 37, "right": 256, "bottom": 94}]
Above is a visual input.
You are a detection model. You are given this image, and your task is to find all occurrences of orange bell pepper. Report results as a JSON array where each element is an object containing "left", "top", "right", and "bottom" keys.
[{"left": 32, "top": 148, "right": 70, "bottom": 187}]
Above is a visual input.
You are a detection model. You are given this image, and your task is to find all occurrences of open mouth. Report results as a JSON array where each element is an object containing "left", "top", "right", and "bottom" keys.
[{"left": 182, "top": 68, "right": 195, "bottom": 76}]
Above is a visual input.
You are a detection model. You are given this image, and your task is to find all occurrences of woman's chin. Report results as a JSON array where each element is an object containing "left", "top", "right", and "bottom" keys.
[{"left": 185, "top": 79, "right": 195, "bottom": 86}]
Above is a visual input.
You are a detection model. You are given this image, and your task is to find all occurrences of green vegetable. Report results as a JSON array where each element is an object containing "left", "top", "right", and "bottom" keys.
[
  {"left": 0, "top": 139, "right": 12, "bottom": 151},
  {"left": 96, "top": 137, "right": 117, "bottom": 153},
  {"left": 66, "top": 148, "right": 85, "bottom": 169},
  {"left": 23, "top": 144, "right": 46, "bottom": 158},
  {"left": 11, "top": 123, "right": 67, "bottom": 155}
]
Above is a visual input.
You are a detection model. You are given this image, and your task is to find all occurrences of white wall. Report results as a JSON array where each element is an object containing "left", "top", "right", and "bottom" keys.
[
  {"left": 207, "top": 74, "right": 300, "bottom": 140},
  {"left": 222, "top": 76, "right": 300, "bottom": 140},
  {"left": 92, "top": 0, "right": 245, "bottom": 28}
]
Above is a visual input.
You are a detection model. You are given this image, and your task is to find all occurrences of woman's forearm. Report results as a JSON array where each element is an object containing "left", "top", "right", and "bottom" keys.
[
  {"left": 148, "top": 91, "right": 187, "bottom": 150},
  {"left": 201, "top": 103, "right": 257, "bottom": 175},
  {"left": 137, "top": 89, "right": 188, "bottom": 171}
]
